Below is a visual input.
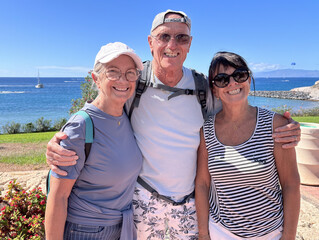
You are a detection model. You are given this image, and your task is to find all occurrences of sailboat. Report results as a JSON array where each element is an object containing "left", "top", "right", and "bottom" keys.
[{"left": 35, "top": 70, "right": 44, "bottom": 88}]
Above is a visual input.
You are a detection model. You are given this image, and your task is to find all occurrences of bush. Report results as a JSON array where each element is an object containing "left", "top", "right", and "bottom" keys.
[
  {"left": 35, "top": 117, "right": 51, "bottom": 132},
  {"left": 271, "top": 105, "right": 293, "bottom": 115},
  {"left": 22, "top": 122, "right": 36, "bottom": 133},
  {"left": 2, "top": 122, "right": 21, "bottom": 134},
  {"left": 52, "top": 118, "right": 67, "bottom": 131},
  {"left": 0, "top": 180, "right": 46, "bottom": 239},
  {"left": 69, "top": 74, "right": 98, "bottom": 115}
]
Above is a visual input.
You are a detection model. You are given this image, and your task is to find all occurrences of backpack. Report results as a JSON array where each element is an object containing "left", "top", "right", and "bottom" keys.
[
  {"left": 127, "top": 60, "right": 209, "bottom": 120},
  {"left": 46, "top": 110, "right": 94, "bottom": 195}
]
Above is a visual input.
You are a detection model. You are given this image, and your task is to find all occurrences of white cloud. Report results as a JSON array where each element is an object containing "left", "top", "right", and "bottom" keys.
[
  {"left": 249, "top": 62, "right": 281, "bottom": 72},
  {"left": 38, "top": 66, "right": 91, "bottom": 72}
]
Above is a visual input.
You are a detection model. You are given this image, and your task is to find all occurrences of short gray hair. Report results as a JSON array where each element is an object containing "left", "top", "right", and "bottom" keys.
[{"left": 91, "top": 62, "right": 107, "bottom": 92}]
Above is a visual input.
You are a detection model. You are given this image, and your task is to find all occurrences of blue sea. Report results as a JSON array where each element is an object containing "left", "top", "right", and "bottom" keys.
[{"left": 0, "top": 77, "right": 318, "bottom": 132}]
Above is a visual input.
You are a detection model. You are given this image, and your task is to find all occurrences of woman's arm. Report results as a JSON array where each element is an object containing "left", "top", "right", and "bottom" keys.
[
  {"left": 195, "top": 128, "right": 211, "bottom": 239},
  {"left": 45, "top": 176, "right": 76, "bottom": 240},
  {"left": 273, "top": 114, "right": 300, "bottom": 240}
]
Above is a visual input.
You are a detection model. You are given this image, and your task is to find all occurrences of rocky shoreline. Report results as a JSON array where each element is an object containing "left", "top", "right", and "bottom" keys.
[
  {"left": 249, "top": 90, "right": 312, "bottom": 100},
  {"left": 250, "top": 80, "right": 319, "bottom": 101}
]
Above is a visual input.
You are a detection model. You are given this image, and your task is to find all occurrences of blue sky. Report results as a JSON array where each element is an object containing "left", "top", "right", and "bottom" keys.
[{"left": 1, "top": 0, "right": 318, "bottom": 77}]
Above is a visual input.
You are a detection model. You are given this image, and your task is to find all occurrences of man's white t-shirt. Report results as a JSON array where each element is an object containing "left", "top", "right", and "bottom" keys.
[{"left": 126, "top": 66, "right": 221, "bottom": 199}]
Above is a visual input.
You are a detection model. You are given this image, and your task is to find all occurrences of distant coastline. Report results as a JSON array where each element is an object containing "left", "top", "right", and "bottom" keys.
[
  {"left": 254, "top": 69, "right": 319, "bottom": 78},
  {"left": 249, "top": 80, "right": 319, "bottom": 101}
]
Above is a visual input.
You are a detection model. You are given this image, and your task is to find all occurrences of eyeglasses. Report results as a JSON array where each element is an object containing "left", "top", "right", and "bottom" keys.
[
  {"left": 212, "top": 68, "right": 250, "bottom": 88},
  {"left": 103, "top": 67, "right": 141, "bottom": 82},
  {"left": 151, "top": 33, "right": 191, "bottom": 45}
]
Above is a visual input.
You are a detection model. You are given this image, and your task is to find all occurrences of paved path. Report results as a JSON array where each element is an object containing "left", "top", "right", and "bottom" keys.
[{"left": 1, "top": 170, "right": 319, "bottom": 239}]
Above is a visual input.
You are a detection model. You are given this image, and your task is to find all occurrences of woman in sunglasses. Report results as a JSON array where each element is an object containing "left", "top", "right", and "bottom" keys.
[
  {"left": 45, "top": 42, "right": 143, "bottom": 240},
  {"left": 195, "top": 52, "right": 300, "bottom": 239}
]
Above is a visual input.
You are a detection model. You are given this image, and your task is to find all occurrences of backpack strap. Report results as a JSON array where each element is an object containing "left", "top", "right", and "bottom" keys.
[
  {"left": 192, "top": 69, "right": 208, "bottom": 120},
  {"left": 128, "top": 61, "right": 208, "bottom": 120},
  {"left": 128, "top": 60, "right": 152, "bottom": 119},
  {"left": 46, "top": 110, "right": 94, "bottom": 195}
]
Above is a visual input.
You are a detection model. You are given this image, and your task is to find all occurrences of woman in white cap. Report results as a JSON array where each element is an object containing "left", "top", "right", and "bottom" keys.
[
  {"left": 45, "top": 42, "right": 143, "bottom": 240},
  {"left": 195, "top": 52, "right": 300, "bottom": 240}
]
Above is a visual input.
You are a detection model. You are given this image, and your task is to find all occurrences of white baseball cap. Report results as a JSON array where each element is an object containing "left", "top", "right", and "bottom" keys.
[
  {"left": 94, "top": 42, "right": 143, "bottom": 70},
  {"left": 151, "top": 9, "right": 191, "bottom": 33}
]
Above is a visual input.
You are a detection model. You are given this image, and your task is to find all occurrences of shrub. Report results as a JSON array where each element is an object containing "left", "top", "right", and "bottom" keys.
[
  {"left": 271, "top": 105, "right": 293, "bottom": 115},
  {"left": 22, "top": 122, "right": 36, "bottom": 133},
  {"left": 35, "top": 117, "right": 51, "bottom": 132},
  {"left": 69, "top": 74, "right": 98, "bottom": 115},
  {"left": 0, "top": 180, "right": 46, "bottom": 239},
  {"left": 52, "top": 118, "right": 67, "bottom": 131},
  {"left": 2, "top": 122, "right": 21, "bottom": 134}
]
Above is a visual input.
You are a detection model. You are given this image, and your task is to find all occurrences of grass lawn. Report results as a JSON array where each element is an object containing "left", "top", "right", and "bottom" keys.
[
  {"left": 0, "top": 115, "right": 318, "bottom": 168},
  {"left": 0, "top": 131, "right": 57, "bottom": 170},
  {"left": 293, "top": 116, "right": 319, "bottom": 124}
]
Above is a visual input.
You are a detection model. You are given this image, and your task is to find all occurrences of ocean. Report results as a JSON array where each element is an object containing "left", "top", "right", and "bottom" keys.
[{"left": 0, "top": 77, "right": 318, "bottom": 132}]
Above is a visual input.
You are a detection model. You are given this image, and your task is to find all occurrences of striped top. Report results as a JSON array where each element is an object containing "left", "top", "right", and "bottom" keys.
[{"left": 203, "top": 107, "right": 283, "bottom": 238}]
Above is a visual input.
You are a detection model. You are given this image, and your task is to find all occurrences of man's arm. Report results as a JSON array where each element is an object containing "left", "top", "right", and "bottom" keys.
[
  {"left": 46, "top": 132, "right": 78, "bottom": 176},
  {"left": 195, "top": 129, "right": 211, "bottom": 239},
  {"left": 272, "top": 111, "right": 301, "bottom": 149}
]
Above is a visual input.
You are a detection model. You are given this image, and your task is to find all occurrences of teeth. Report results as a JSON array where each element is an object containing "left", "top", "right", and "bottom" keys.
[
  {"left": 114, "top": 87, "right": 129, "bottom": 91},
  {"left": 228, "top": 89, "right": 240, "bottom": 95},
  {"left": 164, "top": 52, "right": 178, "bottom": 57}
]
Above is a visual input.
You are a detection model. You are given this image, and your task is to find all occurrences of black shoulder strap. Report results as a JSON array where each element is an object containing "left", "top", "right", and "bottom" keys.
[
  {"left": 127, "top": 61, "right": 208, "bottom": 120},
  {"left": 46, "top": 110, "right": 94, "bottom": 195},
  {"left": 191, "top": 69, "right": 208, "bottom": 120},
  {"left": 128, "top": 60, "right": 152, "bottom": 119}
]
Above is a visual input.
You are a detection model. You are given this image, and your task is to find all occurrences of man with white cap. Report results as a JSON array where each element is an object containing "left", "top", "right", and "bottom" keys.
[{"left": 46, "top": 10, "right": 301, "bottom": 239}]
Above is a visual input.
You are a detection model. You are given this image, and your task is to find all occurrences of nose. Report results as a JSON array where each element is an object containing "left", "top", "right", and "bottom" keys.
[
  {"left": 228, "top": 76, "right": 237, "bottom": 86},
  {"left": 167, "top": 37, "right": 178, "bottom": 48},
  {"left": 118, "top": 72, "right": 128, "bottom": 82}
]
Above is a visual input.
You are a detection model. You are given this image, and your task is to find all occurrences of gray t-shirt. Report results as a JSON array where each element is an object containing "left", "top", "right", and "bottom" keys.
[{"left": 52, "top": 103, "right": 142, "bottom": 229}]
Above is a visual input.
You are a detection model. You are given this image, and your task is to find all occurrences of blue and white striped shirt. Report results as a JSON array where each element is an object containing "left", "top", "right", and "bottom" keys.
[{"left": 203, "top": 107, "right": 283, "bottom": 238}]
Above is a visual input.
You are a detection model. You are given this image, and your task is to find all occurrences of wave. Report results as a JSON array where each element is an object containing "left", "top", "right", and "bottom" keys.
[
  {"left": 281, "top": 80, "right": 289, "bottom": 82},
  {"left": 0, "top": 85, "right": 35, "bottom": 87},
  {"left": 64, "top": 81, "right": 82, "bottom": 83},
  {"left": 0, "top": 91, "right": 25, "bottom": 94}
]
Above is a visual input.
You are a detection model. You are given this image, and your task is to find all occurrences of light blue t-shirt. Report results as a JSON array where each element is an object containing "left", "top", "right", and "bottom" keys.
[{"left": 52, "top": 103, "right": 142, "bottom": 232}]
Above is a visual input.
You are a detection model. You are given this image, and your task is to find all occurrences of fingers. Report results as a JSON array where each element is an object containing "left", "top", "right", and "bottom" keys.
[
  {"left": 274, "top": 123, "right": 301, "bottom": 133},
  {"left": 50, "top": 164, "right": 68, "bottom": 176},
  {"left": 46, "top": 153, "right": 77, "bottom": 166},
  {"left": 273, "top": 135, "right": 300, "bottom": 145},
  {"left": 47, "top": 134, "right": 77, "bottom": 157},
  {"left": 54, "top": 131, "right": 68, "bottom": 141},
  {"left": 281, "top": 141, "right": 299, "bottom": 149},
  {"left": 283, "top": 111, "right": 291, "bottom": 119},
  {"left": 272, "top": 129, "right": 301, "bottom": 139}
]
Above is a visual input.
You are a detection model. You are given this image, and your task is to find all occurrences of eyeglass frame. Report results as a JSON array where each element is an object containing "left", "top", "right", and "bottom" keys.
[
  {"left": 102, "top": 67, "right": 141, "bottom": 82},
  {"left": 151, "top": 33, "right": 192, "bottom": 45},
  {"left": 211, "top": 68, "right": 251, "bottom": 88}
]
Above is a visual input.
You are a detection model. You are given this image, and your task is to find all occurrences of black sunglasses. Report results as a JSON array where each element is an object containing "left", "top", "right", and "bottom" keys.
[{"left": 212, "top": 68, "right": 250, "bottom": 88}]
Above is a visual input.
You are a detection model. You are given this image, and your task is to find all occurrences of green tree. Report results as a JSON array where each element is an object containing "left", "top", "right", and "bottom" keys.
[{"left": 69, "top": 74, "right": 98, "bottom": 115}]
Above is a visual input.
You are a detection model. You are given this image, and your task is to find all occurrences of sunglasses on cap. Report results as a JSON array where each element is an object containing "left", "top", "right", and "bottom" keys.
[
  {"left": 212, "top": 68, "right": 250, "bottom": 88},
  {"left": 151, "top": 33, "right": 191, "bottom": 45}
]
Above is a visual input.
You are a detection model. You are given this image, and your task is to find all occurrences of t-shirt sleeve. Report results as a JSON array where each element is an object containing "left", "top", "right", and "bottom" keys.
[
  {"left": 51, "top": 115, "right": 87, "bottom": 180},
  {"left": 206, "top": 87, "right": 222, "bottom": 116}
]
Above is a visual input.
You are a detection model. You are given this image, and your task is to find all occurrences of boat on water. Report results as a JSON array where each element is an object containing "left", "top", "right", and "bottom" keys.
[{"left": 35, "top": 70, "right": 44, "bottom": 88}]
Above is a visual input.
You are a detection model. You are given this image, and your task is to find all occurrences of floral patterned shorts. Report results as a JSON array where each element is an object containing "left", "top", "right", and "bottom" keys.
[{"left": 132, "top": 186, "right": 198, "bottom": 240}]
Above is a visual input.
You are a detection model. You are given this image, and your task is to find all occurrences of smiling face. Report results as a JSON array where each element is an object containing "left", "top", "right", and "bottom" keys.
[
  {"left": 148, "top": 13, "right": 192, "bottom": 74},
  {"left": 94, "top": 55, "right": 136, "bottom": 105},
  {"left": 213, "top": 64, "right": 251, "bottom": 106}
]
